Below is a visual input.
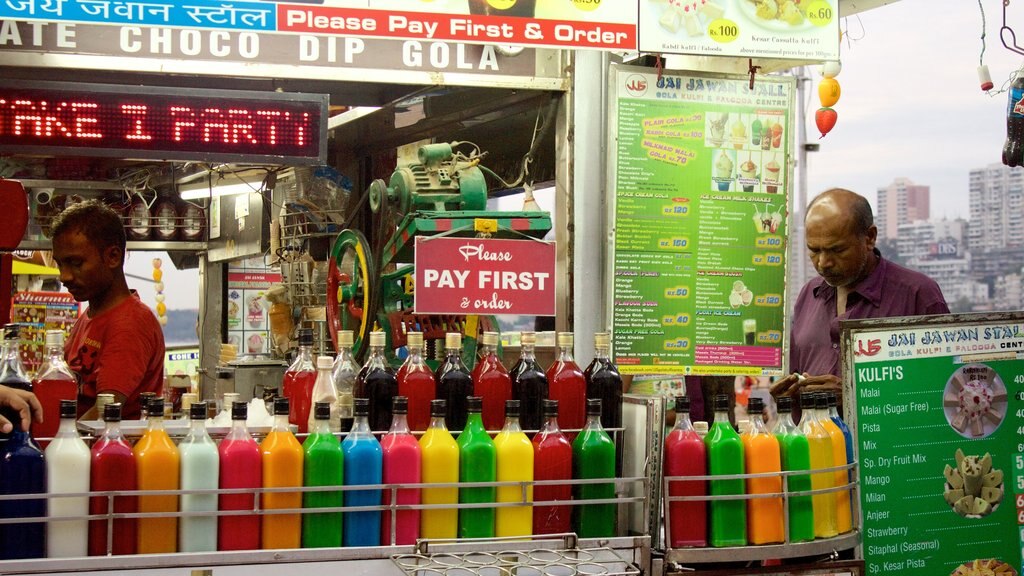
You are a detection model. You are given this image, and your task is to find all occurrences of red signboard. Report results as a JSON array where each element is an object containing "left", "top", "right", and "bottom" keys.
[{"left": 414, "top": 237, "right": 555, "bottom": 316}]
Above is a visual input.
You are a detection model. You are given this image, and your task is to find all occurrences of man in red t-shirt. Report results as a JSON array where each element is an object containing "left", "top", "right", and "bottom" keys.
[{"left": 51, "top": 201, "right": 164, "bottom": 420}]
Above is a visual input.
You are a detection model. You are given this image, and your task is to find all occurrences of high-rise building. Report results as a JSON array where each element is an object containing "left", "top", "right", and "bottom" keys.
[
  {"left": 876, "top": 177, "right": 930, "bottom": 242},
  {"left": 968, "top": 163, "right": 1024, "bottom": 253}
]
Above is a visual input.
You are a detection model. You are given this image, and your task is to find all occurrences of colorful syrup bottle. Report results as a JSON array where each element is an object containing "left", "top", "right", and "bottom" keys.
[
  {"left": 583, "top": 332, "right": 623, "bottom": 431},
  {"left": 357, "top": 331, "right": 399, "bottom": 433},
  {"left": 46, "top": 399, "right": 90, "bottom": 558},
  {"left": 827, "top": 392, "right": 855, "bottom": 494},
  {"left": 741, "top": 398, "right": 784, "bottom": 545},
  {"left": 0, "top": 324, "right": 31, "bottom": 392},
  {"left": 799, "top": 392, "right": 836, "bottom": 538},
  {"left": 436, "top": 332, "right": 473, "bottom": 432},
  {"left": 458, "top": 396, "right": 496, "bottom": 538},
  {"left": 218, "top": 401, "right": 262, "bottom": 551},
  {"left": 494, "top": 399, "right": 534, "bottom": 537},
  {"left": 332, "top": 330, "right": 357, "bottom": 433},
  {"left": 89, "top": 402, "right": 137, "bottom": 556},
  {"left": 546, "top": 332, "right": 586, "bottom": 436},
  {"left": 819, "top": 392, "right": 852, "bottom": 534},
  {"left": 510, "top": 332, "right": 548, "bottom": 432},
  {"left": 572, "top": 398, "right": 616, "bottom": 538},
  {"left": 303, "top": 400, "right": 344, "bottom": 548},
  {"left": 179, "top": 401, "right": 219, "bottom": 552},
  {"left": 533, "top": 399, "right": 572, "bottom": 535},
  {"left": 397, "top": 331, "right": 435, "bottom": 432},
  {"left": 135, "top": 397, "right": 180, "bottom": 553},
  {"left": 31, "top": 329, "right": 77, "bottom": 443},
  {"left": 381, "top": 396, "right": 421, "bottom": 545},
  {"left": 308, "top": 355, "right": 340, "bottom": 434},
  {"left": 342, "top": 397, "right": 383, "bottom": 546},
  {"left": 663, "top": 395, "right": 706, "bottom": 547},
  {"left": 419, "top": 399, "right": 459, "bottom": 539},
  {"left": 283, "top": 328, "right": 316, "bottom": 434},
  {"left": 706, "top": 393, "right": 746, "bottom": 547},
  {"left": 774, "top": 396, "right": 814, "bottom": 543},
  {"left": 473, "top": 331, "right": 511, "bottom": 431},
  {"left": 261, "top": 396, "right": 304, "bottom": 549},
  {"left": 0, "top": 410, "right": 46, "bottom": 559}
]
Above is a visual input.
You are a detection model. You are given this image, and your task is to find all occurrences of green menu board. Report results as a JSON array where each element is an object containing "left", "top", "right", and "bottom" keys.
[
  {"left": 609, "top": 65, "right": 791, "bottom": 376},
  {"left": 845, "top": 313, "right": 1024, "bottom": 576}
]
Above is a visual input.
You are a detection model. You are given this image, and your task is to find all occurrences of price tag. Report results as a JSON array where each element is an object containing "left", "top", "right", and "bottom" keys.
[
  {"left": 708, "top": 19, "right": 739, "bottom": 43},
  {"left": 806, "top": 0, "right": 834, "bottom": 26}
]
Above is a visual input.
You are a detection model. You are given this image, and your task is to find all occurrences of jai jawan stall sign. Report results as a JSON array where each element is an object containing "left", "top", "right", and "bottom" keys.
[
  {"left": 413, "top": 237, "right": 555, "bottom": 316},
  {"left": 846, "top": 313, "right": 1024, "bottom": 576},
  {"left": 638, "top": 0, "right": 839, "bottom": 60},
  {"left": 608, "top": 65, "right": 792, "bottom": 376}
]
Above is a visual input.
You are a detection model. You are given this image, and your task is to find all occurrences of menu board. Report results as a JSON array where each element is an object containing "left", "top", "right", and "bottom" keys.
[
  {"left": 227, "top": 257, "right": 282, "bottom": 357},
  {"left": 608, "top": 66, "right": 791, "bottom": 376},
  {"left": 847, "top": 314, "right": 1024, "bottom": 576}
]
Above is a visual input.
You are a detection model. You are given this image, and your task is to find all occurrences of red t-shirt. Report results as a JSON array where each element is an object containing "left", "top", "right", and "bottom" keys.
[{"left": 66, "top": 293, "right": 165, "bottom": 420}]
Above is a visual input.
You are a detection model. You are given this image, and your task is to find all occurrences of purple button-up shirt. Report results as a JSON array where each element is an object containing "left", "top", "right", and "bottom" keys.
[{"left": 789, "top": 251, "right": 949, "bottom": 377}]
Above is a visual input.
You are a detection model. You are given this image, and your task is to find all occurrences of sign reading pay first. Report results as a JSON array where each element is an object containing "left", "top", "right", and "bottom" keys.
[{"left": 414, "top": 237, "right": 556, "bottom": 316}]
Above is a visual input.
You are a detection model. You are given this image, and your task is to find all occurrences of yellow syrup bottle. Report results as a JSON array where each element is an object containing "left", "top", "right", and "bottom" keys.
[
  {"left": 799, "top": 392, "right": 837, "bottom": 538},
  {"left": 420, "top": 399, "right": 459, "bottom": 538},
  {"left": 818, "top": 392, "right": 852, "bottom": 534},
  {"left": 261, "top": 397, "right": 304, "bottom": 549},
  {"left": 493, "top": 399, "right": 534, "bottom": 537},
  {"left": 134, "top": 398, "right": 180, "bottom": 553}
]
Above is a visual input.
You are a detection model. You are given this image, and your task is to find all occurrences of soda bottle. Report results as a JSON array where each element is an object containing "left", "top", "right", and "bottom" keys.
[
  {"left": 396, "top": 331, "right": 435, "bottom": 432},
  {"left": 332, "top": 330, "right": 357, "bottom": 433},
  {"left": 1004, "top": 73, "right": 1024, "bottom": 167},
  {"left": 283, "top": 328, "right": 316, "bottom": 434},
  {"left": 472, "top": 331, "right": 511, "bottom": 431},
  {"left": 357, "top": 331, "right": 398, "bottom": 433},
  {"left": 435, "top": 333, "right": 473, "bottom": 432},
  {"left": 546, "top": 332, "right": 586, "bottom": 436},
  {"left": 32, "top": 330, "right": 78, "bottom": 442},
  {"left": 510, "top": 332, "right": 548, "bottom": 432},
  {"left": 583, "top": 332, "right": 623, "bottom": 431},
  {"left": 0, "top": 324, "right": 31, "bottom": 392}
]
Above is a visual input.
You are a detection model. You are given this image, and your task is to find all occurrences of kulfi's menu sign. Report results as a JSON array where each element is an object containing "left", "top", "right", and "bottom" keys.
[
  {"left": 414, "top": 237, "right": 556, "bottom": 316},
  {"left": 637, "top": 0, "right": 839, "bottom": 60},
  {"left": 608, "top": 66, "right": 791, "bottom": 376},
  {"left": 846, "top": 313, "right": 1024, "bottom": 576}
]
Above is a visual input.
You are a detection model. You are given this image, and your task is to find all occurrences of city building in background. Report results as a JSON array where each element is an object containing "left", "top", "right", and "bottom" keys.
[
  {"left": 876, "top": 177, "right": 930, "bottom": 243},
  {"left": 968, "top": 164, "right": 1024, "bottom": 253}
]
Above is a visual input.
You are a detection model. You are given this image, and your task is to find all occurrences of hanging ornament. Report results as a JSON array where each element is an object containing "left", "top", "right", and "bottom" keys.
[
  {"left": 818, "top": 77, "right": 841, "bottom": 107},
  {"left": 152, "top": 258, "right": 168, "bottom": 326},
  {"left": 815, "top": 107, "right": 838, "bottom": 138},
  {"left": 816, "top": 60, "right": 841, "bottom": 138}
]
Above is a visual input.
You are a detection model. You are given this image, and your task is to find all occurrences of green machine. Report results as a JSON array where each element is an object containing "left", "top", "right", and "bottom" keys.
[{"left": 326, "top": 142, "right": 552, "bottom": 364}]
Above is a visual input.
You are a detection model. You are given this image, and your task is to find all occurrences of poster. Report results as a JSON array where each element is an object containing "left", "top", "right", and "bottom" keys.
[
  {"left": 226, "top": 259, "right": 281, "bottom": 357},
  {"left": 847, "top": 313, "right": 1024, "bottom": 576},
  {"left": 609, "top": 66, "right": 791, "bottom": 376},
  {"left": 638, "top": 0, "right": 839, "bottom": 60},
  {"left": 10, "top": 291, "right": 79, "bottom": 375}
]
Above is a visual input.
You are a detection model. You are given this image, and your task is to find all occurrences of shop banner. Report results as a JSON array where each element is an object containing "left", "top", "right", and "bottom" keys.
[
  {"left": 609, "top": 65, "right": 791, "bottom": 376},
  {"left": 0, "top": 0, "right": 637, "bottom": 50},
  {"left": 638, "top": 0, "right": 839, "bottom": 60},
  {"left": 847, "top": 314, "right": 1024, "bottom": 576},
  {"left": 414, "top": 237, "right": 555, "bottom": 316}
]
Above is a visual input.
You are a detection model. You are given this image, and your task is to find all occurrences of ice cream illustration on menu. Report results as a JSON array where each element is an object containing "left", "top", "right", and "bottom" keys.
[{"left": 714, "top": 151, "right": 734, "bottom": 191}]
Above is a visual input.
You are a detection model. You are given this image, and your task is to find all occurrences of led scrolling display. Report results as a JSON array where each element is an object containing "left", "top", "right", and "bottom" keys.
[{"left": 0, "top": 81, "right": 328, "bottom": 164}]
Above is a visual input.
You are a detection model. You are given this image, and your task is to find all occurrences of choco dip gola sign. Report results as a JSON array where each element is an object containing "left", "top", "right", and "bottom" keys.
[{"left": 414, "top": 237, "right": 556, "bottom": 316}]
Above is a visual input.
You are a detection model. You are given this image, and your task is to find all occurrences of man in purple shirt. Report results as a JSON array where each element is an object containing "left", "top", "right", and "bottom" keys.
[{"left": 772, "top": 188, "right": 949, "bottom": 400}]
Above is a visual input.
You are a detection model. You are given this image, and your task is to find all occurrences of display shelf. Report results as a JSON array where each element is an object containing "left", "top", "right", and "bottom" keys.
[
  {"left": 17, "top": 179, "right": 124, "bottom": 190},
  {"left": 664, "top": 531, "right": 860, "bottom": 564},
  {"left": 17, "top": 239, "right": 206, "bottom": 251},
  {"left": 393, "top": 545, "right": 640, "bottom": 576}
]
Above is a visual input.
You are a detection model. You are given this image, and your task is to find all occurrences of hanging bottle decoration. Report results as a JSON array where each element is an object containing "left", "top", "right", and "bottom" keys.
[
  {"left": 152, "top": 258, "right": 167, "bottom": 326},
  {"left": 816, "top": 60, "right": 841, "bottom": 138}
]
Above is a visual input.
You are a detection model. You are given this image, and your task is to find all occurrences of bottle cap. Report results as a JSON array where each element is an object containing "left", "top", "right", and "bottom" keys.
[
  {"left": 542, "top": 399, "right": 559, "bottom": 417},
  {"left": 314, "top": 401, "right": 331, "bottom": 420},
  {"left": 800, "top": 391, "right": 816, "bottom": 409},
  {"left": 2, "top": 324, "right": 20, "bottom": 340},
  {"left": 814, "top": 392, "right": 829, "bottom": 409},
  {"left": 557, "top": 332, "right": 574, "bottom": 348},
  {"left": 353, "top": 397, "right": 369, "bottom": 417},
  {"left": 316, "top": 355, "right": 334, "bottom": 369},
  {"left": 713, "top": 394, "right": 730, "bottom": 412},
  {"left": 147, "top": 397, "right": 165, "bottom": 416},
  {"left": 103, "top": 402, "right": 122, "bottom": 422},
  {"left": 520, "top": 331, "right": 536, "bottom": 346},
  {"left": 180, "top": 393, "right": 198, "bottom": 414},
  {"left": 505, "top": 399, "right": 521, "bottom": 418},
  {"left": 232, "top": 401, "right": 248, "bottom": 420},
  {"left": 59, "top": 399, "right": 77, "bottom": 419},
  {"left": 392, "top": 396, "right": 408, "bottom": 414},
  {"left": 675, "top": 395, "right": 690, "bottom": 412},
  {"left": 467, "top": 396, "right": 483, "bottom": 412},
  {"left": 273, "top": 396, "right": 290, "bottom": 416},
  {"left": 370, "top": 331, "right": 385, "bottom": 347},
  {"left": 445, "top": 332, "right": 462, "bottom": 349},
  {"left": 594, "top": 332, "right": 610, "bottom": 348},
  {"left": 694, "top": 421, "right": 709, "bottom": 434},
  {"left": 481, "top": 332, "right": 498, "bottom": 347},
  {"left": 826, "top": 391, "right": 839, "bottom": 407},
  {"left": 587, "top": 398, "right": 602, "bottom": 416},
  {"left": 407, "top": 331, "right": 423, "bottom": 348},
  {"left": 44, "top": 329, "right": 64, "bottom": 348},
  {"left": 747, "top": 397, "right": 764, "bottom": 414},
  {"left": 298, "top": 328, "right": 314, "bottom": 346},
  {"left": 338, "top": 330, "right": 354, "bottom": 348},
  {"left": 430, "top": 399, "right": 447, "bottom": 417},
  {"left": 776, "top": 395, "right": 793, "bottom": 413},
  {"left": 190, "top": 401, "right": 208, "bottom": 420},
  {"left": 140, "top": 392, "right": 157, "bottom": 410}
]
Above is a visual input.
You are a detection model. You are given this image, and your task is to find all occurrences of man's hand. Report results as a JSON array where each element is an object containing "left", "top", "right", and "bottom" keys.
[
  {"left": 770, "top": 372, "right": 842, "bottom": 399},
  {"left": 0, "top": 385, "right": 43, "bottom": 433}
]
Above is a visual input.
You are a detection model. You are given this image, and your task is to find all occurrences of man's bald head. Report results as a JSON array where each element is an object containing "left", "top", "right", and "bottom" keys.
[
  {"left": 804, "top": 188, "right": 878, "bottom": 288},
  {"left": 806, "top": 188, "right": 874, "bottom": 236}
]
